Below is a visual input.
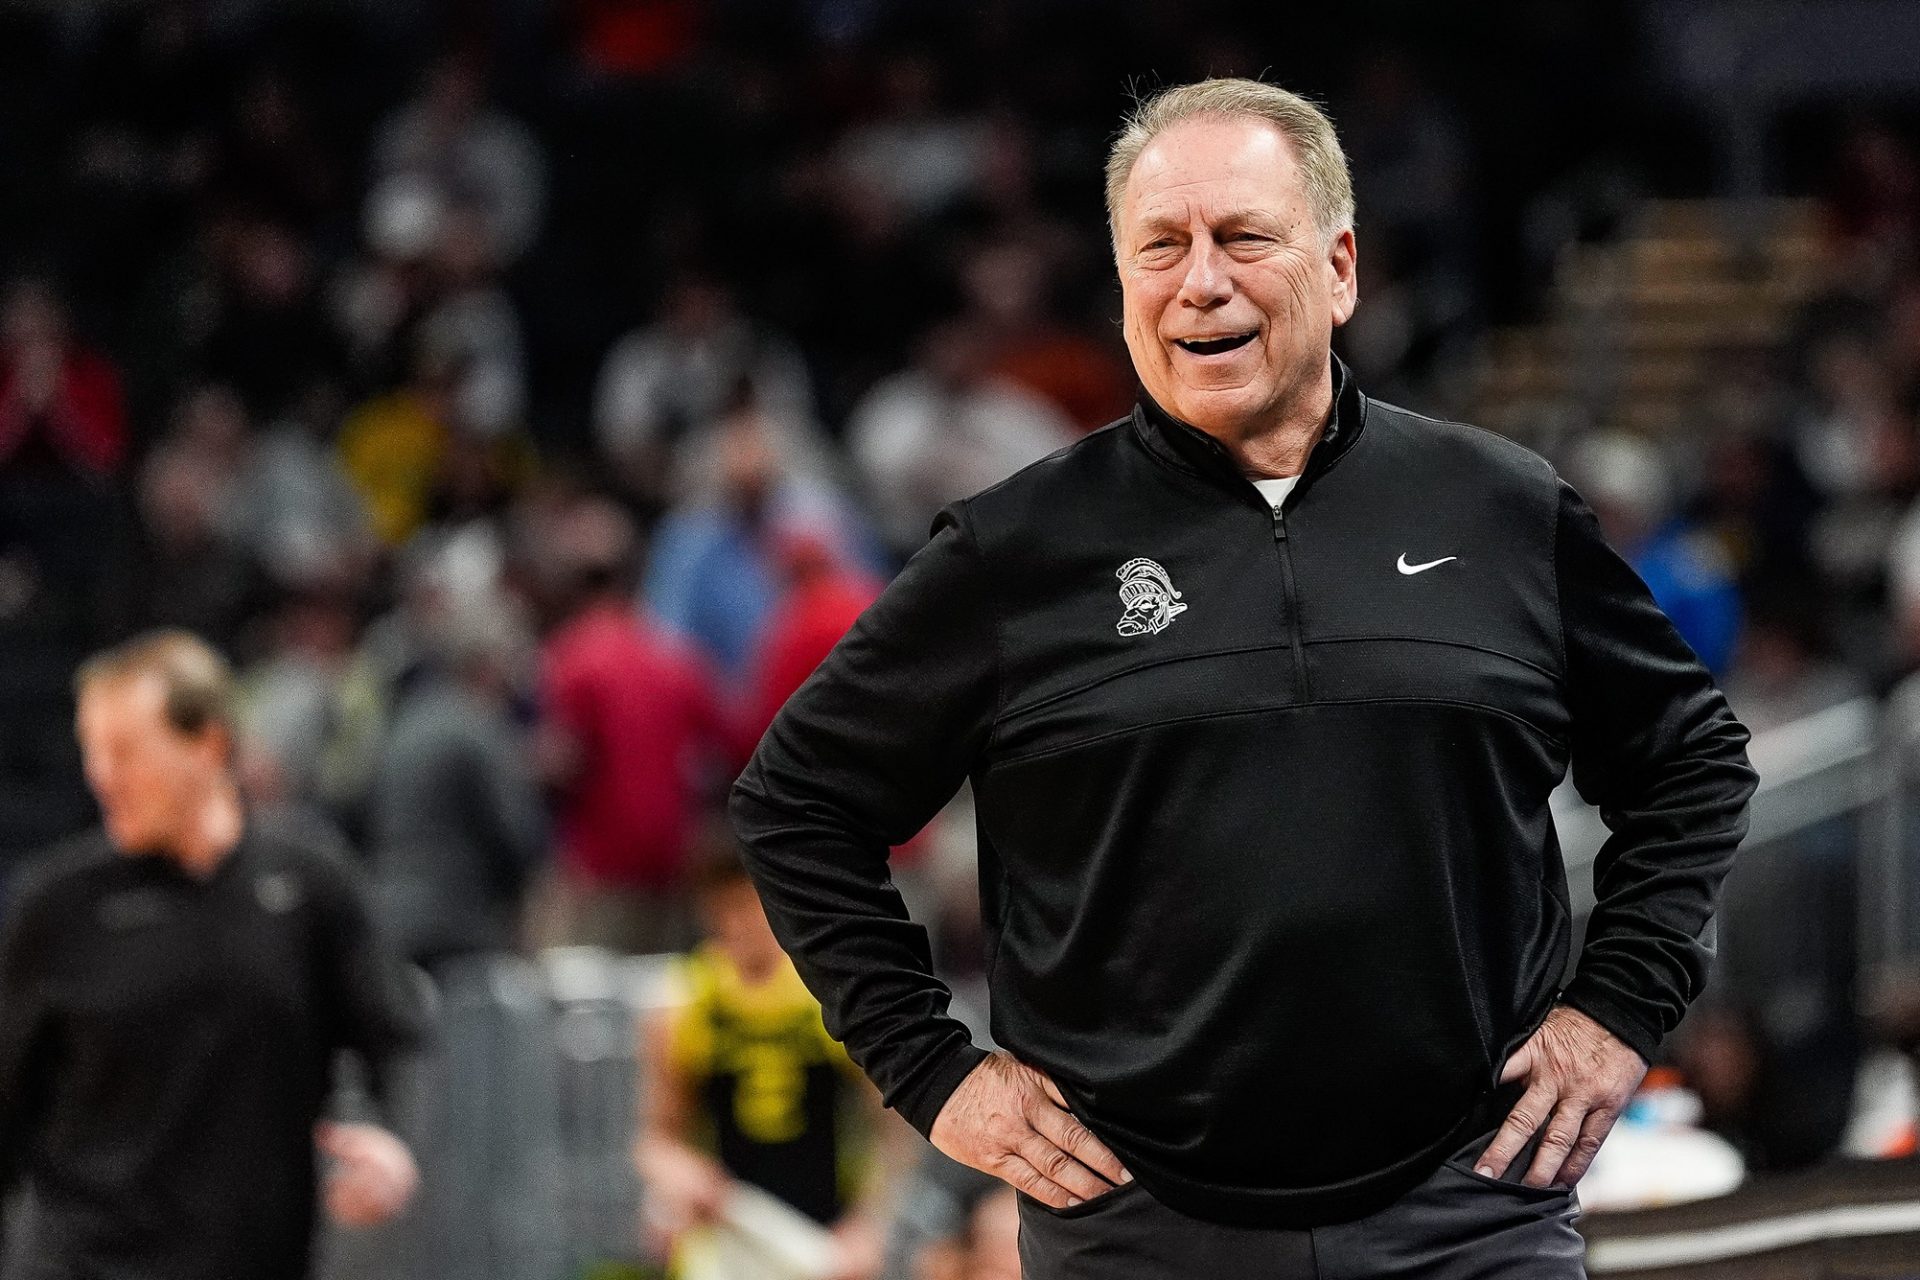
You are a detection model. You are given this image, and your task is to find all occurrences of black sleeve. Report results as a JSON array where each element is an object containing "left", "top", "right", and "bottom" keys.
[
  {"left": 1553, "top": 478, "right": 1759, "bottom": 1062},
  {"left": 312, "top": 847, "right": 430, "bottom": 1121},
  {"left": 729, "top": 502, "right": 996, "bottom": 1139}
]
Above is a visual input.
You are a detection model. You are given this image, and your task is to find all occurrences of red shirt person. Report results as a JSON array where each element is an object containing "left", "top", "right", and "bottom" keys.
[
  {"left": 533, "top": 498, "right": 738, "bottom": 955},
  {"left": 745, "top": 532, "right": 883, "bottom": 745},
  {"left": 0, "top": 279, "right": 126, "bottom": 477},
  {"left": 743, "top": 534, "right": 952, "bottom": 879}
]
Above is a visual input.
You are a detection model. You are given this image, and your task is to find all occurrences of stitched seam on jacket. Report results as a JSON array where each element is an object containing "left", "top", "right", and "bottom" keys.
[
  {"left": 1303, "top": 634, "right": 1565, "bottom": 685},
  {"left": 996, "top": 642, "right": 1295, "bottom": 722},
  {"left": 989, "top": 695, "right": 1564, "bottom": 768}
]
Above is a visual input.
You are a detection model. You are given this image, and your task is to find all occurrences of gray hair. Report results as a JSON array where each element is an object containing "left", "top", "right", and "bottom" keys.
[{"left": 1105, "top": 77, "right": 1355, "bottom": 249}]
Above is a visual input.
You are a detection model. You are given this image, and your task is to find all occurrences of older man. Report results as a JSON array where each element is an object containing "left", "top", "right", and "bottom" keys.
[
  {"left": 730, "top": 79, "right": 1756, "bottom": 1277},
  {"left": 0, "top": 631, "right": 422, "bottom": 1280}
]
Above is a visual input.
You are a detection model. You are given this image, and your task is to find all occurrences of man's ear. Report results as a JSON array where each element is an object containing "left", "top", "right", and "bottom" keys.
[{"left": 1328, "top": 228, "right": 1358, "bottom": 327}]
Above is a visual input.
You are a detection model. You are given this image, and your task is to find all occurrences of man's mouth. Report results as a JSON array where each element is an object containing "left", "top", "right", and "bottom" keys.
[{"left": 1173, "top": 331, "right": 1257, "bottom": 356}]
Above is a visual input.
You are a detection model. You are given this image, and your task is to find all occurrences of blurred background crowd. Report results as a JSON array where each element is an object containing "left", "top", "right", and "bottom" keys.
[{"left": 5, "top": 0, "right": 1920, "bottom": 1275}]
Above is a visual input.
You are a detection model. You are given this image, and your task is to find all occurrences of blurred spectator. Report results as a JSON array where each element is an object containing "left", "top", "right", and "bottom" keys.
[
  {"left": 746, "top": 531, "right": 884, "bottom": 745},
  {"left": 369, "top": 600, "right": 544, "bottom": 971},
  {"left": 193, "top": 218, "right": 343, "bottom": 424},
  {"left": 133, "top": 391, "right": 259, "bottom": 652},
  {"left": 531, "top": 498, "right": 735, "bottom": 954},
  {"left": 341, "top": 177, "right": 447, "bottom": 383},
  {"left": 593, "top": 270, "right": 817, "bottom": 505},
  {"left": 237, "top": 581, "right": 387, "bottom": 831},
  {"left": 230, "top": 384, "right": 381, "bottom": 590},
  {"left": 849, "top": 319, "right": 1074, "bottom": 557},
  {"left": 0, "top": 278, "right": 127, "bottom": 479},
  {"left": 834, "top": 52, "right": 987, "bottom": 223},
  {"left": 371, "top": 49, "right": 546, "bottom": 265},
  {"left": 1792, "top": 331, "right": 1914, "bottom": 504},
  {"left": 141, "top": 379, "right": 378, "bottom": 606},
  {"left": 337, "top": 351, "right": 458, "bottom": 547},
  {"left": 1568, "top": 430, "right": 1742, "bottom": 676},
  {"left": 1693, "top": 418, "right": 1821, "bottom": 608},
  {"left": 203, "top": 65, "right": 344, "bottom": 234},
  {"left": 959, "top": 240, "right": 1132, "bottom": 434},
  {"left": 136, "top": 382, "right": 379, "bottom": 649},
  {"left": 635, "top": 851, "right": 897, "bottom": 1280},
  {"left": 1821, "top": 120, "right": 1920, "bottom": 288},
  {"left": 646, "top": 403, "right": 880, "bottom": 678},
  {"left": 1772, "top": 301, "right": 1920, "bottom": 667},
  {"left": 352, "top": 523, "right": 506, "bottom": 726},
  {"left": 0, "top": 277, "right": 130, "bottom": 636},
  {"left": 340, "top": 195, "right": 528, "bottom": 441},
  {"left": 411, "top": 204, "right": 528, "bottom": 439}
]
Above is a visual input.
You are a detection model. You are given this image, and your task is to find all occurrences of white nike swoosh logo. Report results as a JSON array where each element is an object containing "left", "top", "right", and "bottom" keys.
[{"left": 1397, "top": 553, "right": 1458, "bottom": 575}]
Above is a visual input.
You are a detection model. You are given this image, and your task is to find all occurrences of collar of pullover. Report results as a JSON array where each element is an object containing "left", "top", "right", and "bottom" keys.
[{"left": 1130, "top": 350, "right": 1368, "bottom": 505}]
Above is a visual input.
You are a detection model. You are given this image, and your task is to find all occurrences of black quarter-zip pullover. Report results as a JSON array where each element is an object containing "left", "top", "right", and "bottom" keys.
[{"left": 730, "top": 354, "right": 1757, "bottom": 1227}]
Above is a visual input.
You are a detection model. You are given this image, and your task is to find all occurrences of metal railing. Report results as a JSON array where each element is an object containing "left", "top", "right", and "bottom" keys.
[
  {"left": 1556, "top": 681, "right": 1918, "bottom": 1012},
  {"left": 318, "top": 950, "right": 676, "bottom": 1280}
]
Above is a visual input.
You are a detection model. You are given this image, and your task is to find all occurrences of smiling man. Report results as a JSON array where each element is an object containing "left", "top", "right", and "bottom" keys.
[{"left": 730, "top": 78, "right": 1757, "bottom": 1277}]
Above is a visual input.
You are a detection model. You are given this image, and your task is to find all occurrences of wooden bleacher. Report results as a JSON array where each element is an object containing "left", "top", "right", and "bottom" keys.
[{"left": 1463, "top": 199, "right": 1832, "bottom": 441}]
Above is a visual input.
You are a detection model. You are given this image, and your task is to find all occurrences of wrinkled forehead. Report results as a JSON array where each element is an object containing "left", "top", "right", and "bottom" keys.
[{"left": 1121, "top": 116, "right": 1310, "bottom": 234}]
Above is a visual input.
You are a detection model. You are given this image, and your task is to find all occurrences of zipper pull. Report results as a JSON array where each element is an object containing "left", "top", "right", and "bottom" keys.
[{"left": 1271, "top": 506, "right": 1287, "bottom": 540}]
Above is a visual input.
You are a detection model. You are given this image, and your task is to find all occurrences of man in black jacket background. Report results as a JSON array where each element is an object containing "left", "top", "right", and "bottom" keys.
[
  {"left": 0, "top": 630, "right": 423, "bottom": 1280},
  {"left": 731, "top": 77, "right": 1757, "bottom": 1277}
]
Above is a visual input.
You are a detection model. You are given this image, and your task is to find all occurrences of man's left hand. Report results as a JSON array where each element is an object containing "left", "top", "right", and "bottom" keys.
[
  {"left": 315, "top": 1120, "right": 419, "bottom": 1228},
  {"left": 1479, "top": 1004, "right": 1649, "bottom": 1189}
]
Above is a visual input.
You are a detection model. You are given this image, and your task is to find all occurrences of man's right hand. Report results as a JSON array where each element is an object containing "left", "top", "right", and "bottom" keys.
[{"left": 928, "top": 1051, "right": 1132, "bottom": 1209}]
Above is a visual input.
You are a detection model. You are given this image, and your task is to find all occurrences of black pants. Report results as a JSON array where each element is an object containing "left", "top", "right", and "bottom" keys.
[{"left": 1017, "top": 1119, "right": 1585, "bottom": 1279}]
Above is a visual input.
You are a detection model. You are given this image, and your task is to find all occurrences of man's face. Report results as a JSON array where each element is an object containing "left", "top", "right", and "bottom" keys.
[
  {"left": 1116, "top": 116, "right": 1357, "bottom": 438},
  {"left": 76, "top": 675, "right": 226, "bottom": 856}
]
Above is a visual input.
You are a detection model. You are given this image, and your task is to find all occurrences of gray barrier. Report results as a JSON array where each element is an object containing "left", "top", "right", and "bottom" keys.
[{"left": 319, "top": 949, "right": 675, "bottom": 1280}]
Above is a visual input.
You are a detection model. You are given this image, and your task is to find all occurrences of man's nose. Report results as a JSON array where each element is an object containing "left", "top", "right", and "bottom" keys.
[{"left": 1176, "top": 239, "right": 1231, "bottom": 308}]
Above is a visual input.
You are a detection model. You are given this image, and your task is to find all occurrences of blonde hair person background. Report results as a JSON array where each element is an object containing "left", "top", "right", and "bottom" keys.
[{"left": 0, "top": 629, "right": 426, "bottom": 1279}]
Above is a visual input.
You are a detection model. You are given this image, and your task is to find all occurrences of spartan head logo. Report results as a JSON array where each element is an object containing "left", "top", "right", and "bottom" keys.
[{"left": 1115, "top": 557, "right": 1188, "bottom": 636}]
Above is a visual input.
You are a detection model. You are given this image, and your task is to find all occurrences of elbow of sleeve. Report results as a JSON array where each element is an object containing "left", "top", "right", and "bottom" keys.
[{"left": 728, "top": 775, "right": 783, "bottom": 860}]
